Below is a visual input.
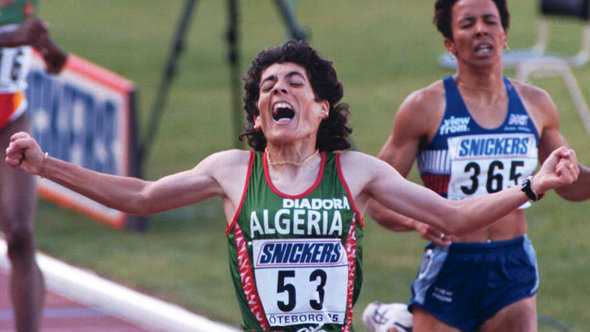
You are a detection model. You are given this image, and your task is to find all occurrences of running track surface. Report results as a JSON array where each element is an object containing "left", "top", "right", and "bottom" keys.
[
  {"left": 0, "top": 268, "right": 150, "bottom": 331},
  {"left": 0, "top": 239, "right": 240, "bottom": 332}
]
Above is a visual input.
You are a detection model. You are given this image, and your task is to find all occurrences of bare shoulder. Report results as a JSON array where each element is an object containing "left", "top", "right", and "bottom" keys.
[
  {"left": 399, "top": 80, "right": 445, "bottom": 114},
  {"left": 338, "top": 151, "right": 384, "bottom": 199},
  {"left": 205, "top": 149, "right": 252, "bottom": 164},
  {"left": 339, "top": 150, "right": 376, "bottom": 164},
  {"left": 338, "top": 151, "right": 403, "bottom": 207},
  {"left": 393, "top": 80, "right": 446, "bottom": 140},
  {"left": 338, "top": 151, "right": 390, "bottom": 177},
  {"left": 195, "top": 149, "right": 252, "bottom": 175},
  {"left": 509, "top": 78, "right": 559, "bottom": 128},
  {"left": 510, "top": 79, "right": 554, "bottom": 106},
  {"left": 194, "top": 149, "right": 253, "bottom": 200}
]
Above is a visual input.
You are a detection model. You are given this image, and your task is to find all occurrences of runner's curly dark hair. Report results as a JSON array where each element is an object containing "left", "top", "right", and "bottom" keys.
[
  {"left": 433, "top": 0, "right": 510, "bottom": 40},
  {"left": 240, "top": 40, "right": 352, "bottom": 152}
]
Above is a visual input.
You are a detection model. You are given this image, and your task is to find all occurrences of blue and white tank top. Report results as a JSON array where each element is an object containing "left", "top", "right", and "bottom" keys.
[{"left": 417, "top": 76, "right": 539, "bottom": 201}]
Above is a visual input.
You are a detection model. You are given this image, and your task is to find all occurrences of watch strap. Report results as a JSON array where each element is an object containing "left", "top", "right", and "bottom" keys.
[{"left": 521, "top": 176, "right": 544, "bottom": 201}]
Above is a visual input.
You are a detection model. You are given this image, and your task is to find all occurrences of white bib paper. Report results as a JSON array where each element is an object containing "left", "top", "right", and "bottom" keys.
[
  {"left": 0, "top": 46, "right": 31, "bottom": 92},
  {"left": 447, "top": 133, "right": 537, "bottom": 206},
  {"left": 252, "top": 238, "right": 349, "bottom": 327}
]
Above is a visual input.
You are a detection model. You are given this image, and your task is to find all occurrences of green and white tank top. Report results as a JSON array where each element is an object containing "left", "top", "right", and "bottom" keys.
[{"left": 226, "top": 151, "right": 364, "bottom": 332}]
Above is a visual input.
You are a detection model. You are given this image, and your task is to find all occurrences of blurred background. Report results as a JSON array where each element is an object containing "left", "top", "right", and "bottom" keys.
[{"left": 23, "top": 0, "right": 590, "bottom": 330}]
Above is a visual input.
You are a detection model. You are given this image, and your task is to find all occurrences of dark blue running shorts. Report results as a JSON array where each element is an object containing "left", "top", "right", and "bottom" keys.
[{"left": 409, "top": 235, "right": 538, "bottom": 331}]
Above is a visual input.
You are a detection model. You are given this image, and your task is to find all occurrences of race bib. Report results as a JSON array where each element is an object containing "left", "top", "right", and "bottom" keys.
[
  {"left": 252, "top": 238, "right": 348, "bottom": 327},
  {"left": 447, "top": 133, "right": 537, "bottom": 203},
  {"left": 0, "top": 46, "right": 31, "bottom": 91}
]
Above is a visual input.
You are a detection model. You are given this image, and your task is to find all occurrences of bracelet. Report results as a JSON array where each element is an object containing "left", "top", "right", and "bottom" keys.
[
  {"left": 40, "top": 152, "right": 48, "bottom": 178},
  {"left": 521, "top": 175, "right": 544, "bottom": 201}
]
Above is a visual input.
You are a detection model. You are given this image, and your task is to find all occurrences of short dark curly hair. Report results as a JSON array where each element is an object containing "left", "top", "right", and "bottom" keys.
[
  {"left": 239, "top": 40, "right": 352, "bottom": 152},
  {"left": 433, "top": 0, "right": 510, "bottom": 40}
]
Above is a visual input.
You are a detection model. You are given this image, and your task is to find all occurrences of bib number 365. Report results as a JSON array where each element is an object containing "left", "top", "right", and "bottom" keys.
[{"left": 460, "top": 160, "right": 524, "bottom": 195}]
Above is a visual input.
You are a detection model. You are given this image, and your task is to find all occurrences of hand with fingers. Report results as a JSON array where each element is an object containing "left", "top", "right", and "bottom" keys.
[
  {"left": 5, "top": 131, "right": 46, "bottom": 176},
  {"left": 531, "top": 147, "right": 580, "bottom": 197},
  {"left": 414, "top": 221, "right": 452, "bottom": 247}
]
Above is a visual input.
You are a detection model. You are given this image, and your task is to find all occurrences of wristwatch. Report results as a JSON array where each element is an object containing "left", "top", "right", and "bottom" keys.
[{"left": 521, "top": 176, "right": 544, "bottom": 201}]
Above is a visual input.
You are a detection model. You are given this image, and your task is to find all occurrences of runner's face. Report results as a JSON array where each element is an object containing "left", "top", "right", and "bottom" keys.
[
  {"left": 445, "top": 0, "right": 507, "bottom": 67},
  {"left": 255, "top": 62, "right": 328, "bottom": 145}
]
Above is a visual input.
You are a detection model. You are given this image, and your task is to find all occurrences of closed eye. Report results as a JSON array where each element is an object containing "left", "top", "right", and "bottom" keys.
[{"left": 261, "top": 82, "right": 275, "bottom": 92}]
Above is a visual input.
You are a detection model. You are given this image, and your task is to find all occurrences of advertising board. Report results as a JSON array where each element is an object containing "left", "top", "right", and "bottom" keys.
[{"left": 27, "top": 53, "right": 139, "bottom": 228}]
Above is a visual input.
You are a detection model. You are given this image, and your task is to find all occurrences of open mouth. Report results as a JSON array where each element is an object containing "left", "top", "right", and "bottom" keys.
[
  {"left": 474, "top": 43, "right": 492, "bottom": 54},
  {"left": 272, "top": 102, "right": 295, "bottom": 121}
]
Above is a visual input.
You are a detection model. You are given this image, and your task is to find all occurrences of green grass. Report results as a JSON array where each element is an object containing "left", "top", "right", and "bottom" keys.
[{"left": 24, "top": 0, "right": 590, "bottom": 331}]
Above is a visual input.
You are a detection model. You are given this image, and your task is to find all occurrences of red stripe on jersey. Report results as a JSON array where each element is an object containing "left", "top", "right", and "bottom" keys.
[
  {"left": 234, "top": 223, "right": 270, "bottom": 330},
  {"left": 421, "top": 173, "right": 450, "bottom": 197},
  {"left": 343, "top": 218, "right": 358, "bottom": 331}
]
